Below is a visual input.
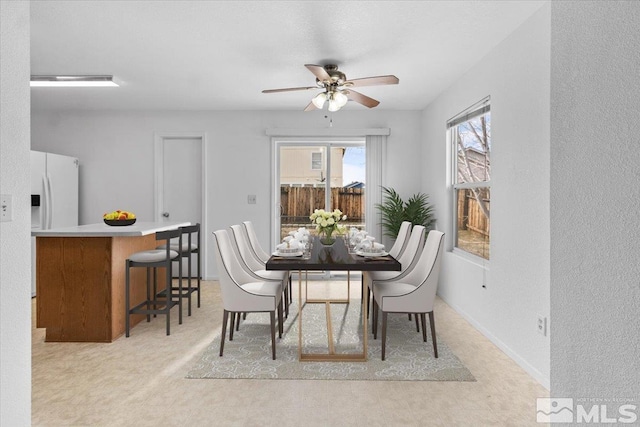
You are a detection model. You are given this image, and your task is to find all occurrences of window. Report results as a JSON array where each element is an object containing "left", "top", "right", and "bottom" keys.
[
  {"left": 311, "top": 151, "right": 323, "bottom": 170},
  {"left": 449, "top": 98, "right": 491, "bottom": 259}
]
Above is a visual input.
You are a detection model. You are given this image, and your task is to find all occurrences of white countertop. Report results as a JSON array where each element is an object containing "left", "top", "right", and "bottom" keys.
[{"left": 31, "top": 221, "right": 191, "bottom": 237}]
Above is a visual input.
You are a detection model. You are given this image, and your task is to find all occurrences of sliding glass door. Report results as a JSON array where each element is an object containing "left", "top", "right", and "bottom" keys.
[{"left": 275, "top": 140, "right": 366, "bottom": 242}]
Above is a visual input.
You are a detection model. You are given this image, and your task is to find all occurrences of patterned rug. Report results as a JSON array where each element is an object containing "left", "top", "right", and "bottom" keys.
[{"left": 186, "top": 297, "right": 475, "bottom": 381}]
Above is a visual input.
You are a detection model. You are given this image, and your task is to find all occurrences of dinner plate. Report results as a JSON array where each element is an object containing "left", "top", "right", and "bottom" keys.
[
  {"left": 272, "top": 251, "right": 303, "bottom": 257},
  {"left": 355, "top": 250, "right": 388, "bottom": 258}
]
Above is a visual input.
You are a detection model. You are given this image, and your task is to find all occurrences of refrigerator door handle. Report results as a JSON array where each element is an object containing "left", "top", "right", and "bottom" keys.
[
  {"left": 41, "top": 174, "right": 49, "bottom": 229},
  {"left": 43, "top": 174, "right": 54, "bottom": 229},
  {"left": 46, "top": 174, "right": 54, "bottom": 229}
]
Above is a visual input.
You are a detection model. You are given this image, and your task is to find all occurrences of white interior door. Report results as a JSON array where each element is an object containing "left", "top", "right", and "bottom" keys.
[{"left": 156, "top": 136, "right": 203, "bottom": 277}]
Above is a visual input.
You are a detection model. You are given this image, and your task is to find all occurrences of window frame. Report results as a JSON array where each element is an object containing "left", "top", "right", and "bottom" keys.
[
  {"left": 448, "top": 97, "right": 491, "bottom": 261},
  {"left": 311, "top": 151, "right": 323, "bottom": 171}
]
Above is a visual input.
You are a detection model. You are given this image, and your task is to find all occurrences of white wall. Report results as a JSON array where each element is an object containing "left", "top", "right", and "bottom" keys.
[
  {"left": 550, "top": 1, "right": 640, "bottom": 403},
  {"left": 421, "top": 5, "right": 550, "bottom": 387},
  {"left": 31, "top": 109, "right": 423, "bottom": 278},
  {"left": 0, "top": 1, "right": 32, "bottom": 424}
]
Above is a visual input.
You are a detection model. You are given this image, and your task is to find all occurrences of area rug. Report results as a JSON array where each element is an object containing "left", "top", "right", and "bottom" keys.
[{"left": 186, "top": 299, "right": 475, "bottom": 381}]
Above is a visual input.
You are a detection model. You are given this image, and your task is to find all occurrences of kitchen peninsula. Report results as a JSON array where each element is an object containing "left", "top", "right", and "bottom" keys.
[{"left": 33, "top": 221, "right": 190, "bottom": 342}]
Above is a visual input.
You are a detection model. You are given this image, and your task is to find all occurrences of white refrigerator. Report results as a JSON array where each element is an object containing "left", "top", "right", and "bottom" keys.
[{"left": 31, "top": 150, "right": 79, "bottom": 296}]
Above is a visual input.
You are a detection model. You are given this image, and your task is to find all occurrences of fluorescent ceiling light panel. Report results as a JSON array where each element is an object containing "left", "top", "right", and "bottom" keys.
[{"left": 30, "top": 75, "right": 119, "bottom": 87}]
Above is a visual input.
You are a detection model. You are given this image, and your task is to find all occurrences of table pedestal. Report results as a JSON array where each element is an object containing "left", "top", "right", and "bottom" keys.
[{"left": 297, "top": 270, "right": 369, "bottom": 362}]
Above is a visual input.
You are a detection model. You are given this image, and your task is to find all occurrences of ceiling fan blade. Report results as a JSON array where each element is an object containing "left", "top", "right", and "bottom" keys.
[
  {"left": 344, "top": 75, "right": 399, "bottom": 87},
  {"left": 262, "top": 86, "right": 317, "bottom": 94},
  {"left": 305, "top": 64, "right": 331, "bottom": 82},
  {"left": 346, "top": 90, "right": 380, "bottom": 108},
  {"left": 304, "top": 102, "right": 317, "bottom": 112}
]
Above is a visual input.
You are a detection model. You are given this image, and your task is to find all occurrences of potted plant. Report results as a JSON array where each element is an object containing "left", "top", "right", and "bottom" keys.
[{"left": 376, "top": 186, "right": 436, "bottom": 238}]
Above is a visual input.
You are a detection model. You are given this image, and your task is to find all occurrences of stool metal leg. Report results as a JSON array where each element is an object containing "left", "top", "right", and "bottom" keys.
[
  {"left": 187, "top": 250, "right": 192, "bottom": 316},
  {"left": 146, "top": 267, "right": 151, "bottom": 322},
  {"left": 125, "top": 260, "right": 131, "bottom": 337}
]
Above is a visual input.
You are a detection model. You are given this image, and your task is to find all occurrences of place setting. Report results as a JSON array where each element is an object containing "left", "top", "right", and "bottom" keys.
[{"left": 272, "top": 227, "right": 310, "bottom": 259}]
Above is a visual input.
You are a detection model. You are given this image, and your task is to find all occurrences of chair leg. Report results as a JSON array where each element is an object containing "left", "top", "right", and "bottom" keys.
[
  {"left": 366, "top": 285, "right": 370, "bottom": 319},
  {"left": 415, "top": 313, "right": 420, "bottom": 332},
  {"left": 373, "top": 299, "right": 378, "bottom": 339},
  {"left": 277, "top": 299, "right": 283, "bottom": 338},
  {"left": 235, "top": 312, "right": 241, "bottom": 331},
  {"left": 243, "top": 312, "right": 247, "bottom": 320},
  {"left": 421, "top": 313, "right": 427, "bottom": 342},
  {"left": 408, "top": 313, "right": 412, "bottom": 321},
  {"left": 429, "top": 311, "right": 438, "bottom": 358},
  {"left": 381, "top": 311, "right": 388, "bottom": 361},
  {"left": 229, "top": 312, "right": 235, "bottom": 341},
  {"left": 288, "top": 274, "right": 292, "bottom": 304},
  {"left": 220, "top": 310, "right": 229, "bottom": 356},
  {"left": 270, "top": 311, "right": 276, "bottom": 360},
  {"left": 283, "top": 285, "right": 289, "bottom": 319}
]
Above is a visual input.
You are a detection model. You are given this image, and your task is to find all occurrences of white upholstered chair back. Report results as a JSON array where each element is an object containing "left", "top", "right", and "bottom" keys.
[
  {"left": 388, "top": 221, "right": 412, "bottom": 259},
  {"left": 242, "top": 221, "right": 271, "bottom": 263},
  {"left": 230, "top": 224, "right": 266, "bottom": 271},
  {"left": 396, "top": 225, "right": 426, "bottom": 273},
  {"left": 380, "top": 230, "right": 445, "bottom": 314}
]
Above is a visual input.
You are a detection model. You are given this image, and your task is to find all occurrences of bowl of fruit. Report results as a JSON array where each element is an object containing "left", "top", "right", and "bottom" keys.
[{"left": 103, "top": 210, "right": 136, "bottom": 226}]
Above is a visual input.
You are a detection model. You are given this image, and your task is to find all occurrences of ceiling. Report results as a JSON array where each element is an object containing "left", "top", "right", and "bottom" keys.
[{"left": 30, "top": 1, "right": 546, "bottom": 112}]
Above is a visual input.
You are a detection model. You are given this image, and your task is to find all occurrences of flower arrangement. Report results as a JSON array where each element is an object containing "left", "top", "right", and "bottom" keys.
[{"left": 310, "top": 208, "right": 347, "bottom": 244}]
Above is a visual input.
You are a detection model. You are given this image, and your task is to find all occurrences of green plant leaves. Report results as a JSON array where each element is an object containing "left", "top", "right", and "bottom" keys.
[{"left": 376, "top": 186, "right": 435, "bottom": 238}]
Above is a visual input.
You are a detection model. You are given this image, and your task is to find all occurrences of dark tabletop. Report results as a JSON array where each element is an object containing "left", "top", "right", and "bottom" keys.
[{"left": 266, "top": 236, "right": 401, "bottom": 272}]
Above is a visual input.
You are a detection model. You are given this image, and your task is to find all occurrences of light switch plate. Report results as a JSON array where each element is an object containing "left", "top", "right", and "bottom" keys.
[{"left": 1, "top": 194, "right": 12, "bottom": 222}]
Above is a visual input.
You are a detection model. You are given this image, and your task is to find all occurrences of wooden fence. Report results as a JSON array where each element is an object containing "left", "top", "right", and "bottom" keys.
[
  {"left": 457, "top": 188, "right": 490, "bottom": 236},
  {"left": 280, "top": 186, "right": 364, "bottom": 223}
]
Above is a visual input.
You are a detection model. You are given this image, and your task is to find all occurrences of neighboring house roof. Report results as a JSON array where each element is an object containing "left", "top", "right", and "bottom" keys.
[{"left": 344, "top": 181, "right": 365, "bottom": 189}]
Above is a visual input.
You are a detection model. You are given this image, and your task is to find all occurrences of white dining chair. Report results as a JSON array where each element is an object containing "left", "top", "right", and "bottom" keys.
[
  {"left": 365, "top": 225, "right": 426, "bottom": 321},
  {"left": 212, "top": 229, "right": 283, "bottom": 360},
  {"left": 387, "top": 221, "right": 412, "bottom": 259},
  {"left": 372, "top": 230, "right": 445, "bottom": 360},
  {"left": 243, "top": 220, "right": 293, "bottom": 305},
  {"left": 229, "top": 224, "right": 290, "bottom": 320}
]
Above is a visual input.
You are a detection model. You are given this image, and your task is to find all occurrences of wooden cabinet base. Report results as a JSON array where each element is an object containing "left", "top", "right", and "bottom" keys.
[{"left": 36, "top": 234, "right": 166, "bottom": 342}]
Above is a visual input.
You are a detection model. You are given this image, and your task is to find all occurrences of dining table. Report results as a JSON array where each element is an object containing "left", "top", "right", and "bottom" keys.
[{"left": 266, "top": 236, "right": 400, "bottom": 362}]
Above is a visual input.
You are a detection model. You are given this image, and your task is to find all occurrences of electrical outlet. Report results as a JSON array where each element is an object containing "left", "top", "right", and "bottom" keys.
[
  {"left": 537, "top": 314, "right": 547, "bottom": 336},
  {"left": 0, "top": 194, "right": 12, "bottom": 222},
  {"left": 247, "top": 195, "right": 257, "bottom": 204}
]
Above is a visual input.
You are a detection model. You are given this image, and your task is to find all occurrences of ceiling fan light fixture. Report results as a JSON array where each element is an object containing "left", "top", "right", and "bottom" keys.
[
  {"left": 334, "top": 91, "right": 348, "bottom": 108},
  {"left": 311, "top": 92, "right": 327, "bottom": 109},
  {"left": 30, "top": 75, "right": 119, "bottom": 87}
]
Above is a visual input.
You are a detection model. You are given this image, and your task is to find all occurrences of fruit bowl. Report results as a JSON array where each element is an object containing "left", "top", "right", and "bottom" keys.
[{"left": 104, "top": 218, "right": 136, "bottom": 226}]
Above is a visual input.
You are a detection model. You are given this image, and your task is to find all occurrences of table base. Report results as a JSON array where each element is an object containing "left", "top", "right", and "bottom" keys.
[{"left": 297, "top": 270, "right": 368, "bottom": 362}]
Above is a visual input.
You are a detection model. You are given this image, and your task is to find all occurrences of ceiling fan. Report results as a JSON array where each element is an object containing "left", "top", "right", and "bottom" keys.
[{"left": 262, "top": 64, "right": 399, "bottom": 112}]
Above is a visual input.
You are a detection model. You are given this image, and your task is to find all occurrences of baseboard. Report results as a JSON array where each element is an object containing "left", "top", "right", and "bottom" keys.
[{"left": 438, "top": 293, "right": 550, "bottom": 390}]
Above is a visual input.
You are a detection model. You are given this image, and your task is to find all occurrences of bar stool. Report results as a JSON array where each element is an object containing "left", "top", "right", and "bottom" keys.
[
  {"left": 125, "top": 228, "right": 183, "bottom": 336},
  {"left": 157, "top": 223, "right": 201, "bottom": 315}
]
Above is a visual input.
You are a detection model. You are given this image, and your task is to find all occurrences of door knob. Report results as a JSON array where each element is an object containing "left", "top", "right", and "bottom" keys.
[{"left": 162, "top": 212, "right": 170, "bottom": 218}]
